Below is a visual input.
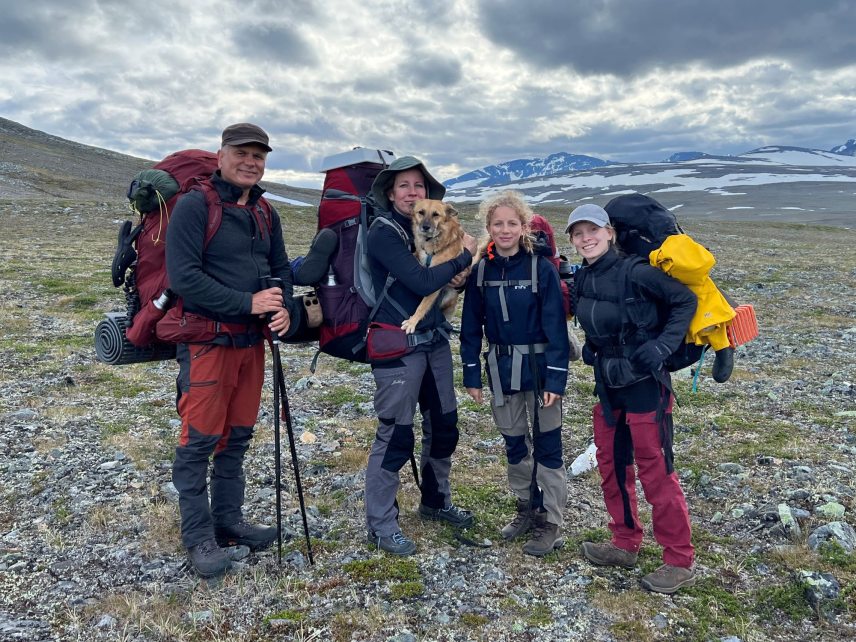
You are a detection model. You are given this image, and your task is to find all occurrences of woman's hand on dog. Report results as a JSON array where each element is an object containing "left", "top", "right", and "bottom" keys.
[{"left": 450, "top": 269, "right": 470, "bottom": 289}]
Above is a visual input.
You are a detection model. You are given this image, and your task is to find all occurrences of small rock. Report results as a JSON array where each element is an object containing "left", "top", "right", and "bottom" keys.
[
  {"left": 653, "top": 613, "right": 668, "bottom": 630},
  {"left": 4, "top": 408, "right": 37, "bottom": 420},
  {"left": 300, "top": 431, "right": 317, "bottom": 445},
  {"left": 778, "top": 504, "right": 801, "bottom": 540},
  {"left": 187, "top": 610, "right": 213, "bottom": 623},
  {"left": 814, "top": 502, "right": 845, "bottom": 519},
  {"left": 160, "top": 482, "right": 180, "bottom": 503},
  {"left": 790, "top": 489, "right": 811, "bottom": 501},
  {"left": 799, "top": 570, "right": 841, "bottom": 619},
  {"left": 807, "top": 522, "right": 856, "bottom": 553},
  {"left": 717, "top": 462, "right": 745, "bottom": 474},
  {"left": 95, "top": 614, "right": 117, "bottom": 629},
  {"left": 284, "top": 551, "right": 307, "bottom": 569}
]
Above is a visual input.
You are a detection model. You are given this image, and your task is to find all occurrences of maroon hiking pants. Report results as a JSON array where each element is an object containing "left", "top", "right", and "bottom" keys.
[
  {"left": 592, "top": 401, "right": 694, "bottom": 568},
  {"left": 173, "top": 342, "right": 265, "bottom": 548}
]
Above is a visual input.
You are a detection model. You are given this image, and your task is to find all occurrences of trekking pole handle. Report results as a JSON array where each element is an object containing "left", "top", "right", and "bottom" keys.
[{"left": 260, "top": 276, "right": 284, "bottom": 344}]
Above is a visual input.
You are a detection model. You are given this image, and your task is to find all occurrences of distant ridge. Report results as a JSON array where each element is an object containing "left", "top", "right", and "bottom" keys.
[{"left": 0, "top": 116, "right": 319, "bottom": 204}]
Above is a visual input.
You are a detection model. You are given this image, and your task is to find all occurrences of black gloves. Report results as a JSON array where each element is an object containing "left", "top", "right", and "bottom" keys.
[
  {"left": 582, "top": 341, "right": 597, "bottom": 366},
  {"left": 630, "top": 340, "right": 671, "bottom": 372}
]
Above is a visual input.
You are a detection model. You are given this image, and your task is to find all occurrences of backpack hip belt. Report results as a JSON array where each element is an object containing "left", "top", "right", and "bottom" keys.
[{"left": 486, "top": 342, "right": 547, "bottom": 406}]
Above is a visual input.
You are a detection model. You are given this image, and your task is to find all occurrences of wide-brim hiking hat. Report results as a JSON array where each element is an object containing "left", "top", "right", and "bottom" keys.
[
  {"left": 370, "top": 156, "right": 446, "bottom": 211},
  {"left": 221, "top": 122, "right": 272, "bottom": 152},
  {"left": 565, "top": 203, "right": 610, "bottom": 233}
]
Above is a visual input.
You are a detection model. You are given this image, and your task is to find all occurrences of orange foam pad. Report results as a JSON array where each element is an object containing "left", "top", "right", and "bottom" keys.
[{"left": 728, "top": 304, "right": 759, "bottom": 347}]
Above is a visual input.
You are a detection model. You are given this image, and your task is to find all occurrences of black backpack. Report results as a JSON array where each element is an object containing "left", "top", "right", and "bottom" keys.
[
  {"left": 603, "top": 193, "right": 683, "bottom": 258},
  {"left": 602, "top": 193, "right": 703, "bottom": 372}
]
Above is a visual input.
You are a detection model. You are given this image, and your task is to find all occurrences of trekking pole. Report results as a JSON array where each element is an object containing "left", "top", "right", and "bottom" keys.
[
  {"left": 410, "top": 453, "right": 420, "bottom": 487},
  {"left": 275, "top": 357, "right": 315, "bottom": 565},
  {"left": 528, "top": 346, "right": 544, "bottom": 513},
  {"left": 263, "top": 276, "right": 314, "bottom": 565},
  {"left": 263, "top": 277, "right": 285, "bottom": 564}
]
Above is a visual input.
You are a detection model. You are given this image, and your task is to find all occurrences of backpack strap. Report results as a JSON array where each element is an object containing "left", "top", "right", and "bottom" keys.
[
  {"left": 188, "top": 181, "right": 224, "bottom": 249},
  {"left": 617, "top": 256, "right": 651, "bottom": 346},
  {"left": 477, "top": 254, "right": 539, "bottom": 323},
  {"left": 485, "top": 342, "right": 548, "bottom": 406}
]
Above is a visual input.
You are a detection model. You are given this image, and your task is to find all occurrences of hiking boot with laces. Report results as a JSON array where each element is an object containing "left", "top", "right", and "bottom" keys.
[
  {"left": 187, "top": 537, "right": 230, "bottom": 578},
  {"left": 215, "top": 520, "right": 278, "bottom": 551},
  {"left": 522, "top": 511, "right": 564, "bottom": 556},
  {"left": 581, "top": 541, "right": 638, "bottom": 569},
  {"left": 418, "top": 503, "right": 474, "bottom": 529},
  {"left": 641, "top": 564, "right": 697, "bottom": 594},
  {"left": 501, "top": 498, "right": 532, "bottom": 541},
  {"left": 367, "top": 530, "right": 417, "bottom": 556}
]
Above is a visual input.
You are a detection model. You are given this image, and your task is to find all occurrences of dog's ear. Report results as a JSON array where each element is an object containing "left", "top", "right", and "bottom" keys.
[{"left": 444, "top": 204, "right": 459, "bottom": 218}]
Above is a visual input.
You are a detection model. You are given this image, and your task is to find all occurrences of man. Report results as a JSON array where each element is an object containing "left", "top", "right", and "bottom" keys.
[
  {"left": 165, "top": 123, "right": 298, "bottom": 577},
  {"left": 363, "top": 156, "right": 476, "bottom": 555}
]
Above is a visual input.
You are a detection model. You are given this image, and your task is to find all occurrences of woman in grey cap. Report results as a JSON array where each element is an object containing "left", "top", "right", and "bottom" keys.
[
  {"left": 566, "top": 204, "right": 699, "bottom": 594},
  {"left": 362, "top": 156, "right": 476, "bottom": 555}
]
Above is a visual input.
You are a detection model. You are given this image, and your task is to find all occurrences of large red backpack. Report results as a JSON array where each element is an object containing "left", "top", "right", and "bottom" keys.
[
  {"left": 530, "top": 214, "right": 570, "bottom": 315},
  {"left": 112, "top": 149, "right": 271, "bottom": 347},
  {"left": 312, "top": 148, "right": 398, "bottom": 362}
]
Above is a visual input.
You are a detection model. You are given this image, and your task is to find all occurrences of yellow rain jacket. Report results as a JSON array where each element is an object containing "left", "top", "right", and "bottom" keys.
[{"left": 649, "top": 234, "right": 735, "bottom": 351}]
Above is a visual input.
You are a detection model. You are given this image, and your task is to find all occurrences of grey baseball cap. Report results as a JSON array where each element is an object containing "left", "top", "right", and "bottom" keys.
[
  {"left": 221, "top": 122, "right": 272, "bottom": 152},
  {"left": 564, "top": 204, "right": 610, "bottom": 233}
]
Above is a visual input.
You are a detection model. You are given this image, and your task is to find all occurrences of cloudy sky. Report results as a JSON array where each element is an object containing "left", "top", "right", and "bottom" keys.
[{"left": 2, "top": 0, "right": 855, "bottom": 188}]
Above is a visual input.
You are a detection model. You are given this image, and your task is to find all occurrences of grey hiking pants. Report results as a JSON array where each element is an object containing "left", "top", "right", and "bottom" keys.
[
  {"left": 491, "top": 391, "right": 566, "bottom": 528},
  {"left": 365, "top": 343, "right": 460, "bottom": 537}
]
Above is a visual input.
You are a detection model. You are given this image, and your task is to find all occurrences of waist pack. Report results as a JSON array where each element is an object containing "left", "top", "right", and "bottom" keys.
[
  {"left": 364, "top": 322, "right": 440, "bottom": 363},
  {"left": 364, "top": 322, "right": 414, "bottom": 363}
]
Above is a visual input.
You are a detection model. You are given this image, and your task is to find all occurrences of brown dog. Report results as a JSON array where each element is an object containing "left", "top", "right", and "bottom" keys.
[{"left": 401, "top": 199, "right": 468, "bottom": 334}]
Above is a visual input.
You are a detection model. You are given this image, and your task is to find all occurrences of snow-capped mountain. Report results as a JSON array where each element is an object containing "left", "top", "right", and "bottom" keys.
[
  {"left": 830, "top": 139, "right": 856, "bottom": 156},
  {"left": 740, "top": 145, "right": 856, "bottom": 166},
  {"left": 444, "top": 144, "right": 856, "bottom": 227},
  {"left": 443, "top": 152, "right": 611, "bottom": 189}
]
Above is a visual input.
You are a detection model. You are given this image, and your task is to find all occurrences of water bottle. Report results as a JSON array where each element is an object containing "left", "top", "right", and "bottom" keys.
[
  {"left": 325, "top": 267, "right": 337, "bottom": 286},
  {"left": 152, "top": 289, "right": 174, "bottom": 311}
]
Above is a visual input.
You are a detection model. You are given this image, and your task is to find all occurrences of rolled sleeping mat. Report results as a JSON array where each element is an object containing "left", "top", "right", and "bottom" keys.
[{"left": 95, "top": 312, "right": 176, "bottom": 365}]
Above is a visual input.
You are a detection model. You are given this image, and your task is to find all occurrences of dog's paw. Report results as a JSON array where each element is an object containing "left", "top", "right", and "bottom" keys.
[{"left": 401, "top": 318, "right": 418, "bottom": 334}]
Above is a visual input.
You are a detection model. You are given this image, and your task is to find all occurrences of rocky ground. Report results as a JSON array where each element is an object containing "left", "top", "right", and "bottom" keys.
[{"left": 0, "top": 199, "right": 854, "bottom": 641}]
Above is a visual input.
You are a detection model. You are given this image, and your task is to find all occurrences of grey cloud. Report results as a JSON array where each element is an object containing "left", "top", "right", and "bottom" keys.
[
  {"left": 477, "top": 1, "right": 856, "bottom": 76},
  {"left": 0, "top": 0, "right": 109, "bottom": 60},
  {"left": 232, "top": 22, "right": 318, "bottom": 66},
  {"left": 400, "top": 52, "right": 462, "bottom": 87}
]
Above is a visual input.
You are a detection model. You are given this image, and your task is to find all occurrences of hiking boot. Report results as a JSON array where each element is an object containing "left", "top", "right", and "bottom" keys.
[
  {"left": 581, "top": 541, "right": 638, "bottom": 569},
  {"left": 522, "top": 512, "right": 564, "bottom": 556},
  {"left": 294, "top": 228, "right": 338, "bottom": 285},
  {"left": 367, "top": 530, "right": 417, "bottom": 556},
  {"left": 641, "top": 564, "right": 697, "bottom": 594},
  {"left": 501, "top": 498, "right": 532, "bottom": 541},
  {"left": 712, "top": 347, "right": 734, "bottom": 383},
  {"left": 215, "top": 520, "right": 278, "bottom": 551},
  {"left": 187, "top": 538, "right": 230, "bottom": 578},
  {"left": 418, "top": 503, "right": 474, "bottom": 528}
]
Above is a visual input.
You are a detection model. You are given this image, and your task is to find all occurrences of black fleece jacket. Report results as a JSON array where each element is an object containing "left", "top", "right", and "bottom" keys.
[
  {"left": 574, "top": 247, "right": 696, "bottom": 353},
  {"left": 166, "top": 172, "right": 297, "bottom": 325}
]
